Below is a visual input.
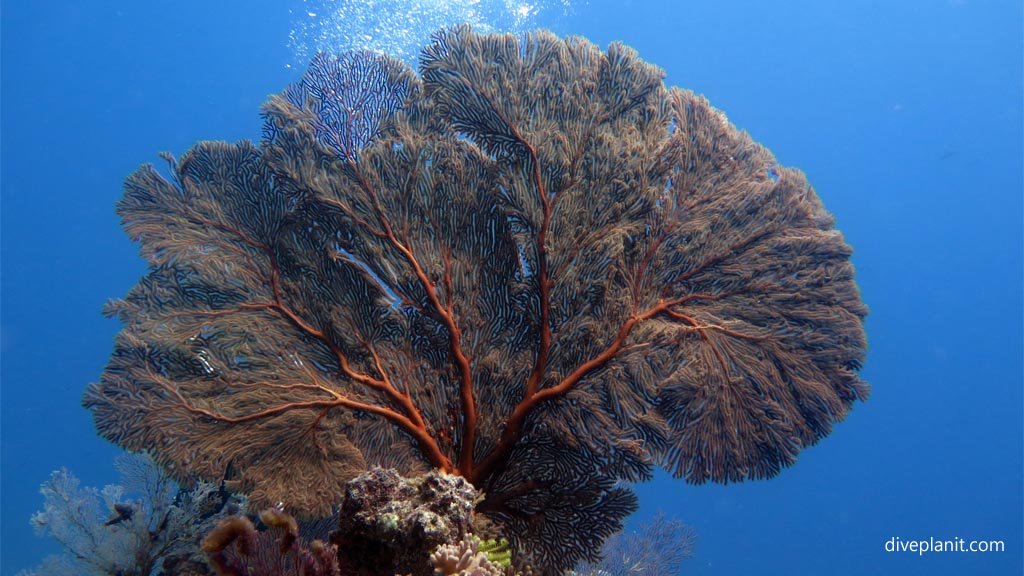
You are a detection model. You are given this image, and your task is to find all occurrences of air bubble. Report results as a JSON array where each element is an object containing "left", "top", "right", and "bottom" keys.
[{"left": 287, "top": 0, "right": 577, "bottom": 65}]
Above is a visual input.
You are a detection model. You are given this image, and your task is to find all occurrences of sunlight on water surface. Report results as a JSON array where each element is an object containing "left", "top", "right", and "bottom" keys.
[{"left": 288, "top": 0, "right": 575, "bottom": 64}]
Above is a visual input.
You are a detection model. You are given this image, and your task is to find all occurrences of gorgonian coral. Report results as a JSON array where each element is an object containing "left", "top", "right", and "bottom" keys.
[{"left": 86, "top": 26, "right": 868, "bottom": 573}]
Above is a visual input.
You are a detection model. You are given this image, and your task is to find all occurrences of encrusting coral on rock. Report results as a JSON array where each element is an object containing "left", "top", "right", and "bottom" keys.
[
  {"left": 201, "top": 466, "right": 523, "bottom": 576},
  {"left": 331, "top": 467, "right": 481, "bottom": 576}
]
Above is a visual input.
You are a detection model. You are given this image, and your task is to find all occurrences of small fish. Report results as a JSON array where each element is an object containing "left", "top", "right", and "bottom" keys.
[{"left": 103, "top": 503, "right": 135, "bottom": 527}]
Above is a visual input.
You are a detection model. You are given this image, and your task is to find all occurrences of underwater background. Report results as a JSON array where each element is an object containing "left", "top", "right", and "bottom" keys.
[{"left": 1, "top": 0, "right": 1021, "bottom": 574}]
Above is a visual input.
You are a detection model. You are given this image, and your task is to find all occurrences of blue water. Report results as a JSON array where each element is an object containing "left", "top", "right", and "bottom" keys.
[{"left": 2, "top": 1, "right": 1021, "bottom": 574}]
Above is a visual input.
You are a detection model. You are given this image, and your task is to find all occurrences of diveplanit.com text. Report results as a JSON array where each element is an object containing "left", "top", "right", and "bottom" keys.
[{"left": 885, "top": 536, "right": 1005, "bottom": 555}]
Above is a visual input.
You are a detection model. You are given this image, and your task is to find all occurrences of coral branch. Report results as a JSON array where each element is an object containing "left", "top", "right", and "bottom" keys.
[{"left": 345, "top": 161, "right": 477, "bottom": 475}]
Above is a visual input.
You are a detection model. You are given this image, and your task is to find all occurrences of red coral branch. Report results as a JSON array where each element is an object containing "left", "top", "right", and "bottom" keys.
[
  {"left": 473, "top": 298, "right": 665, "bottom": 484},
  {"left": 158, "top": 239, "right": 453, "bottom": 471},
  {"left": 347, "top": 160, "right": 474, "bottom": 476},
  {"left": 521, "top": 138, "right": 554, "bottom": 404}
]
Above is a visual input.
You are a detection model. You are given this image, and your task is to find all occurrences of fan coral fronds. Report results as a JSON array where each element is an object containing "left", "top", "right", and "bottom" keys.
[
  {"left": 573, "top": 512, "right": 696, "bottom": 576},
  {"left": 18, "top": 453, "right": 229, "bottom": 576},
  {"left": 85, "top": 25, "right": 868, "bottom": 575}
]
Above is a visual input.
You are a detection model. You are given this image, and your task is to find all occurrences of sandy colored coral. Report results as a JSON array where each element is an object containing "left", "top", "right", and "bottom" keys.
[{"left": 431, "top": 535, "right": 508, "bottom": 576}]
